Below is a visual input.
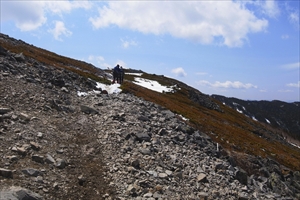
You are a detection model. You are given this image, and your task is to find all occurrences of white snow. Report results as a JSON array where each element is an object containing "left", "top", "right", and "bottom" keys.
[
  {"left": 133, "top": 77, "right": 175, "bottom": 93},
  {"left": 178, "top": 114, "right": 189, "bottom": 121},
  {"left": 236, "top": 108, "right": 243, "bottom": 114},
  {"left": 265, "top": 118, "right": 271, "bottom": 124},
  {"left": 252, "top": 116, "right": 258, "bottom": 121},
  {"left": 96, "top": 82, "right": 122, "bottom": 94},
  {"left": 77, "top": 82, "right": 121, "bottom": 97},
  {"left": 289, "top": 142, "right": 300, "bottom": 149},
  {"left": 126, "top": 73, "right": 143, "bottom": 76}
]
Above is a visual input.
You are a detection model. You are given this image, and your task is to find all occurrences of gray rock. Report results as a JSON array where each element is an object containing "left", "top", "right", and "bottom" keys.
[
  {"left": 0, "top": 168, "right": 13, "bottom": 178},
  {"left": 21, "top": 168, "right": 41, "bottom": 177},
  {"left": 0, "top": 107, "right": 11, "bottom": 115},
  {"left": 14, "top": 53, "right": 25, "bottom": 62},
  {"left": 0, "top": 186, "right": 42, "bottom": 200},
  {"left": 32, "top": 154, "right": 44, "bottom": 164},
  {"left": 80, "top": 105, "right": 99, "bottom": 114},
  {"left": 135, "top": 132, "right": 151, "bottom": 142},
  {"left": 236, "top": 168, "right": 248, "bottom": 185},
  {"left": 56, "top": 158, "right": 66, "bottom": 169},
  {"left": 45, "top": 154, "right": 56, "bottom": 164}
]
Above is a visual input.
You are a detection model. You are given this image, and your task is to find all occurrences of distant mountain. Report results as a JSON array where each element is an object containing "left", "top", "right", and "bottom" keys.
[{"left": 211, "top": 94, "right": 300, "bottom": 142}]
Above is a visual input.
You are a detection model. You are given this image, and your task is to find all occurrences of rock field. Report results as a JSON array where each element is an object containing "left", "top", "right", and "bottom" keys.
[{"left": 0, "top": 43, "right": 300, "bottom": 200}]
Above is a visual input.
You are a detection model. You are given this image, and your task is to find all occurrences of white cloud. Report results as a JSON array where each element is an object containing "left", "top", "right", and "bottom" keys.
[
  {"left": 281, "top": 62, "right": 300, "bottom": 70},
  {"left": 198, "top": 80, "right": 257, "bottom": 89},
  {"left": 1, "top": 1, "right": 92, "bottom": 31},
  {"left": 48, "top": 21, "right": 72, "bottom": 41},
  {"left": 89, "top": 1, "right": 268, "bottom": 47},
  {"left": 171, "top": 67, "right": 187, "bottom": 77},
  {"left": 260, "top": 0, "right": 280, "bottom": 18},
  {"left": 287, "top": 81, "right": 300, "bottom": 88},
  {"left": 1, "top": 1, "right": 47, "bottom": 31},
  {"left": 289, "top": 12, "right": 299, "bottom": 28},
  {"left": 285, "top": 2, "right": 300, "bottom": 29},
  {"left": 44, "top": 1, "right": 92, "bottom": 16},
  {"left": 278, "top": 89, "right": 293, "bottom": 93},
  {"left": 121, "top": 38, "right": 137, "bottom": 49},
  {"left": 281, "top": 34, "right": 289, "bottom": 40}
]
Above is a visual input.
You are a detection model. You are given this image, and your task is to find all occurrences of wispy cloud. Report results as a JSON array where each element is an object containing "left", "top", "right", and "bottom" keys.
[
  {"left": 121, "top": 38, "right": 137, "bottom": 49},
  {"left": 88, "top": 55, "right": 111, "bottom": 69},
  {"left": 89, "top": 1, "right": 268, "bottom": 47},
  {"left": 48, "top": 21, "right": 72, "bottom": 41},
  {"left": 280, "top": 62, "right": 300, "bottom": 70},
  {"left": 278, "top": 89, "right": 293, "bottom": 93},
  {"left": 171, "top": 67, "right": 187, "bottom": 77},
  {"left": 287, "top": 81, "right": 300, "bottom": 88},
  {"left": 198, "top": 80, "right": 257, "bottom": 89},
  {"left": 281, "top": 34, "right": 289, "bottom": 40},
  {"left": 285, "top": 2, "right": 299, "bottom": 29}
]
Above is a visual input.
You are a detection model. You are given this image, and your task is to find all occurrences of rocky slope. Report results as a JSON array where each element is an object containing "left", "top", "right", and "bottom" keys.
[
  {"left": 211, "top": 95, "right": 300, "bottom": 143},
  {"left": 1, "top": 34, "right": 300, "bottom": 199}
]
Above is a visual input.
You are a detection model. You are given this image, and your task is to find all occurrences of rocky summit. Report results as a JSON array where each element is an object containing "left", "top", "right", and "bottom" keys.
[{"left": 1, "top": 38, "right": 300, "bottom": 200}]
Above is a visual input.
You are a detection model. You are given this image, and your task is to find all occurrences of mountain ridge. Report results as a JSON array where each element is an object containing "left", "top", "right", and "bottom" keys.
[
  {"left": 211, "top": 94, "right": 300, "bottom": 143},
  {"left": 1, "top": 33, "right": 300, "bottom": 199}
]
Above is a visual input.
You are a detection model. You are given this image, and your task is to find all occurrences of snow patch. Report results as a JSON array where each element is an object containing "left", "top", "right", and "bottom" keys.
[
  {"left": 96, "top": 82, "right": 122, "bottom": 94},
  {"left": 77, "top": 82, "right": 121, "bottom": 96},
  {"left": 265, "top": 118, "right": 271, "bottom": 124},
  {"left": 178, "top": 114, "right": 189, "bottom": 121},
  {"left": 289, "top": 142, "right": 300, "bottom": 149},
  {"left": 252, "top": 116, "right": 258, "bottom": 121},
  {"left": 133, "top": 77, "right": 176, "bottom": 93},
  {"left": 236, "top": 108, "right": 243, "bottom": 114},
  {"left": 126, "top": 73, "right": 143, "bottom": 76}
]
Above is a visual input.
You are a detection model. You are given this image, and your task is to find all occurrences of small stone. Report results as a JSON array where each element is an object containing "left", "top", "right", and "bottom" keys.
[
  {"left": 0, "top": 168, "right": 13, "bottom": 178},
  {"left": 139, "top": 147, "right": 151, "bottom": 155},
  {"left": 45, "top": 154, "right": 56, "bottom": 164},
  {"left": 0, "top": 107, "right": 11, "bottom": 115},
  {"left": 131, "top": 159, "right": 140, "bottom": 169},
  {"left": 197, "top": 173, "right": 208, "bottom": 183},
  {"left": 78, "top": 175, "right": 86, "bottom": 186},
  {"left": 165, "top": 170, "right": 173, "bottom": 176},
  {"left": 143, "top": 192, "right": 153, "bottom": 198},
  {"left": 32, "top": 154, "right": 44, "bottom": 164},
  {"left": 21, "top": 168, "right": 41, "bottom": 177},
  {"left": 37, "top": 132, "right": 43, "bottom": 138},
  {"left": 53, "top": 182, "right": 59, "bottom": 190},
  {"left": 158, "top": 173, "right": 168, "bottom": 178},
  {"left": 56, "top": 158, "right": 66, "bottom": 169},
  {"left": 19, "top": 113, "right": 30, "bottom": 122},
  {"left": 30, "top": 141, "right": 41, "bottom": 151}
]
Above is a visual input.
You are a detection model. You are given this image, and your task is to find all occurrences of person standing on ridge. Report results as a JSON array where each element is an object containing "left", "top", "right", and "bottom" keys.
[
  {"left": 112, "top": 64, "right": 120, "bottom": 84},
  {"left": 119, "top": 66, "right": 125, "bottom": 84}
]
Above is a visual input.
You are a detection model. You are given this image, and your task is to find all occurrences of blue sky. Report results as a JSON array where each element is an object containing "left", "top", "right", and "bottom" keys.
[{"left": 1, "top": 0, "right": 299, "bottom": 102}]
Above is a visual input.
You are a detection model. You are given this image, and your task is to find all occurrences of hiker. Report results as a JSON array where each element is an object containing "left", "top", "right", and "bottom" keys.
[
  {"left": 112, "top": 64, "right": 120, "bottom": 83},
  {"left": 119, "top": 66, "right": 125, "bottom": 84}
]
